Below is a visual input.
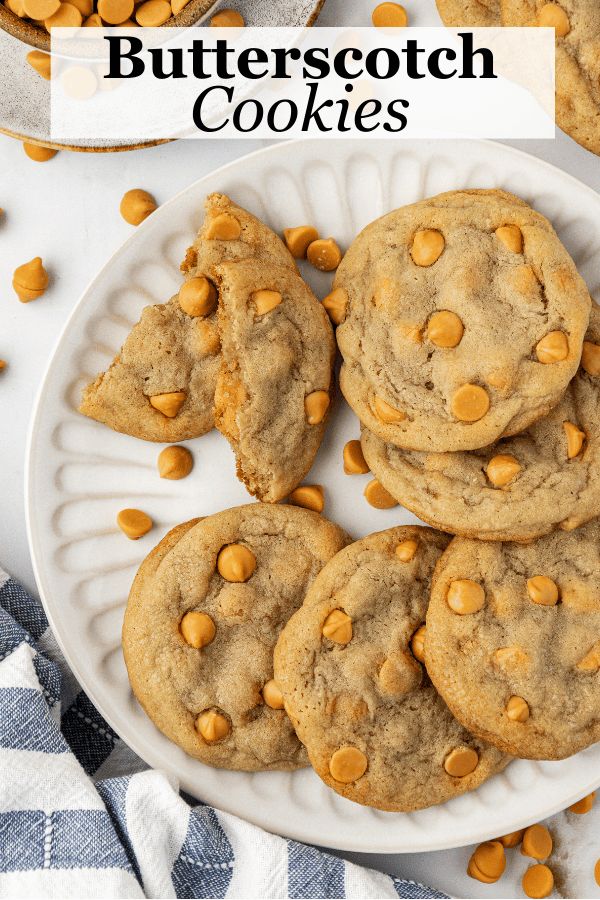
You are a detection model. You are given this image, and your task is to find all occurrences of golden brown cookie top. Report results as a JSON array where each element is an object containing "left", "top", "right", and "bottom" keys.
[
  {"left": 335, "top": 189, "right": 591, "bottom": 453},
  {"left": 436, "top": 0, "right": 500, "bottom": 25}
]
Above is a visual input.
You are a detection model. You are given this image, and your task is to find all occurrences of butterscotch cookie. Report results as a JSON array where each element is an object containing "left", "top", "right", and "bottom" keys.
[
  {"left": 80, "top": 193, "right": 295, "bottom": 442},
  {"left": 274, "top": 526, "right": 508, "bottom": 811},
  {"left": 123, "top": 504, "right": 349, "bottom": 771},
  {"left": 361, "top": 306, "right": 600, "bottom": 541},
  {"left": 501, "top": 0, "right": 600, "bottom": 157},
  {"left": 426, "top": 520, "right": 600, "bottom": 759},
  {"left": 436, "top": 0, "right": 500, "bottom": 25},
  {"left": 335, "top": 189, "right": 591, "bottom": 453},
  {"left": 214, "top": 259, "right": 335, "bottom": 502}
]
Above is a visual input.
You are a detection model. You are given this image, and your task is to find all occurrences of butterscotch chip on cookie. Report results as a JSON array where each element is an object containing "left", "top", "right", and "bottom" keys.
[
  {"left": 436, "top": 0, "right": 500, "bottom": 25},
  {"left": 122, "top": 504, "right": 349, "bottom": 771},
  {"left": 361, "top": 306, "right": 600, "bottom": 541},
  {"left": 274, "top": 526, "right": 508, "bottom": 811},
  {"left": 425, "top": 520, "right": 600, "bottom": 759},
  {"left": 214, "top": 259, "right": 335, "bottom": 502},
  {"left": 501, "top": 0, "right": 600, "bottom": 157},
  {"left": 335, "top": 189, "right": 591, "bottom": 452},
  {"left": 80, "top": 193, "right": 295, "bottom": 442}
]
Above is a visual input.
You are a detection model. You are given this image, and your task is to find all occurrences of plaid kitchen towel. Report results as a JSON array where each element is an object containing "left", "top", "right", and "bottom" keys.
[{"left": 0, "top": 567, "right": 446, "bottom": 900}]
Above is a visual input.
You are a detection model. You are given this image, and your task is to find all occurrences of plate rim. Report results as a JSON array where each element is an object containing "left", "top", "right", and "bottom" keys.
[{"left": 25, "top": 136, "right": 600, "bottom": 853}]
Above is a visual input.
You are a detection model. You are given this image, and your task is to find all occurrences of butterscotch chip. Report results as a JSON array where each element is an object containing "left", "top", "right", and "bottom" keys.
[
  {"left": 343, "top": 439, "right": 369, "bottom": 475},
  {"left": 527, "top": 575, "right": 559, "bottom": 606},
  {"left": 506, "top": 695, "right": 529, "bottom": 722},
  {"left": 322, "top": 609, "right": 352, "bottom": 644},
  {"left": 23, "top": 143, "right": 57, "bottom": 162},
  {"left": 569, "top": 791, "right": 595, "bottom": 814},
  {"left": 371, "top": 1, "right": 407, "bottom": 26},
  {"left": 26, "top": 50, "right": 52, "bottom": 80},
  {"left": 157, "top": 445, "right": 193, "bottom": 480},
  {"left": 83, "top": 12, "right": 102, "bottom": 23},
  {"left": 149, "top": 391, "right": 186, "bottom": 418},
  {"left": 117, "top": 508, "right": 152, "bottom": 539},
  {"left": 522, "top": 864, "right": 554, "bottom": 899},
  {"left": 427, "top": 310, "right": 464, "bottom": 348},
  {"left": 288, "top": 485, "right": 324, "bottom": 513},
  {"left": 577, "top": 644, "right": 600, "bottom": 672},
  {"left": 0, "top": 361, "right": 6, "bottom": 372},
  {"left": 178, "top": 277, "right": 216, "bottom": 317},
  {"left": 307, "top": 238, "right": 342, "bottom": 272},
  {"left": 564, "top": 421, "right": 585, "bottom": 458},
  {"left": 43, "top": 0, "right": 81, "bottom": 24},
  {"left": 251, "top": 288, "right": 282, "bottom": 316},
  {"left": 444, "top": 747, "right": 479, "bottom": 777},
  {"left": 196, "top": 709, "right": 230, "bottom": 743},
  {"left": 451, "top": 384, "right": 490, "bottom": 422},
  {"left": 13, "top": 257, "right": 49, "bottom": 302},
  {"left": 23, "top": 0, "right": 59, "bottom": 17},
  {"left": 410, "top": 624, "right": 426, "bottom": 662},
  {"left": 135, "top": 0, "right": 171, "bottom": 25},
  {"left": 262, "top": 679, "right": 284, "bottom": 709},
  {"left": 596, "top": 859, "right": 600, "bottom": 888},
  {"left": 210, "top": 7, "right": 244, "bottom": 26},
  {"left": 372, "top": 395, "right": 406, "bottom": 424},
  {"left": 180, "top": 611, "right": 215, "bottom": 648},
  {"left": 363, "top": 478, "right": 398, "bottom": 509},
  {"left": 522, "top": 824, "right": 552, "bottom": 861},
  {"left": 467, "top": 841, "right": 506, "bottom": 884},
  {"left": 536, "top": 331, "right": 569, "bottom": 364},
  {"left": 537, "top": 2, "right": 569, "bottom": 34},
  {"left": 205, "top": 211, "right": 241, "bottom": 240},
  {"left": 378, "top": 654, "right": 421, "bottom": 695},
  {"left": 495, "top": 224, "right": 523, "bottom": 253},
  {"left": 283, "top": 225, "right": 318, "bottom": 259},
  {"left": 304, "top": 390, "right": 330, "bottom": 425},
  {"left": 329, "top": 746, "right": 368, "bottom": 783},
  {"left": 396, "top": 539, "right": 418, "bottom": 562},
  {"left": 217, "top": 543, "right": 256, "bottom": 583},
  {"left": 322, "top": 287, "right": 347, "bottom": 326},
  {"left": 171, "top": 0, "right": 190, "bottom": 15},
  {"left": 120, "top": 189, "right": 157, "bottom": 226},
  {"left": 97, "top": 0, "right": 133, "bottom": 19},
  {"left": 486, "top": 454, "right": 521, "bottom": 487},
  {"left": 446, "top": 579, "right": 485, "bottom": 615},
  {"left": 582, "top": 341, "right": 600, "bottom": 376},
  {"left": 494, "top": 646, "right": 529, "bottom": 670},
  {"left": 411, "top": 229, "right": 444, "bottom": 266},
  {"left": 498, "top": 830, "right": 524, "bottom": 848}
]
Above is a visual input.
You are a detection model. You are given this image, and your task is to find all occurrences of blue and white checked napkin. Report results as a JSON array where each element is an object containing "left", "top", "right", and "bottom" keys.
[{"left": 0, "top": 566, "right": 445, "bottom": 899}]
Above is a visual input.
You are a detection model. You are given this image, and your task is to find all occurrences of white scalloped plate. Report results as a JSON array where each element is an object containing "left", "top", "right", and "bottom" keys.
[{"left": 26, "top": 139, "right": 600, "bottom": 853}]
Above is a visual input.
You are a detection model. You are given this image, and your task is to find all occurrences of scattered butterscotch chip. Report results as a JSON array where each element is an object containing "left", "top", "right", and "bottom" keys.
[
  {"left": 157, "top": 445, "right": 193, "bottom": 480},
  {"left": 304, "top": 390, "right": 330, "bottom": 425},
  {"left": 536, "top": 331, "right": 569, "bottom": 364},
  {"left": 251, "top": 289, "right": 282, "bottom": 316},
  {"left": 537, "top": 2, "right": 570, "bottom": 35},
  {"left": 522, "top": 864, "right": 554, "bottom": 899},
  {"left": 372, "top": 395, "right": 406, "bottom": 424},
  {"left": 149, "top": 391, "right": 186, "bottom": 418},
  {"left": 486, "top": 454, "right": 521, "bottom": 487},
  {"left": 498, "top": 830, "right": 524, "bottom": 848},
  {"left": 595, "top": 858, "right": 600, "bottom": 887},
  {"left": 117, "top": 508, "right": 152, "bottom": 540},
  {"left": 467, "top": 840, "right": 506, "bottom": 884},
  {"left": 13, "top": 257, "right": 49, "bottom": 303},
  {"left": 196, "top": 709, "right": 230, "bottom": 742},
  {"left": 283, "top": 225, "right": 318, "bottom": 259},
  {"left": 343, "top": 439, "right": 369, "bottom": 475},
  {"left": 521, "top": 824, "right": 553, "bottom": 860},
  {"left": 526, "top": 575, "right": 559, "bottom": 606},
  {"left": 322, "top": 609, "right": 352, "bottom": 644},
  {"left": 217, "top": 543, "right": 256, "bottom": 583},
  {"left": 45, "top": 2, "right": 83, "bottom": 27},
  {"left": 179, "top": 277, "right": 217, "bottom": 317},
  {"left": 210, "top": 7, "right": 244, "bottom": 26},
  {"left": 581, "top": 341, "right": 600, "bottom": 376},
  {"left": 322, "top": 287, "right": 347, "bottom": 325},
  {"left": 180, "top": 611, "right": 216, "bottom": 649},
  {"left": 23, "top": 142, "right": 57, "bottom": 162},
  {"left": 205, "top": 211, "right": 241, "bottom": 240},
  {"left": 135, "top": 0, "right": 170, "bottom": 25},
  {"left": 446, "top": 579, "right": 485, "bottom": 615},
  {"left": 577, "top": 644, "right": 600, "bottom": 672},
  {"left": 262, "top": 679, "right": 284, "bottom": 710},
  {"left": 329, "top": 746, "right": 367, "bottom": 783},
  {"left": 26, "top": 50, "right": 52, "bottom": 80},
  {"left": 288, "top": 485, "right": 324, "bottom": 513},
  {"left": 506, "top": 695, "right": 529, "bottom": 722},
  {"left": 83, "top": 11, "right": 102, "bottom": 23},
  {"left": 568, "top": 791, "right": 595, "bottom": 814},
  {"left": 171, "top": 0, "right": 190, "bottom": 15},
  {"left": 451, "top": 384, "right": 490, "bottom": 422},
  {"left": 120, "top": 189, "right": 157, "bottom": 226},
  {"left": 494, "top": 646, "right": 529, "bottom": 670},
  {"left": 410, "top": 625, "right": 426, "bottom": 663},
  {"left": 410, "top": 229, "right": 444, "bottom": 267},
  {"left": 371, "top": 1, "right": 407, "bottom": 27},
  {"left": 444, "top": 747, "right": 478, "bottom": 777},
  {"left": 564, "top": 421, "right": 585, "bottom": 458},
  {"left": 23, "top": 0, "right": 59, "bottom": 18},
  {"left": 427, "top": 310, "right": 464, "bottom": 348},
  {"left": 363, "top": 478, "right": 398, "bottom": 509},
  {"left": 396, "top": 539, "right": 418, "bottom": 562},
  {"left": 495, "top": 224, "right": 523, "bottom": 253},
  {"left": 307, "top": 238, "right": 342, "bottom": 272}
]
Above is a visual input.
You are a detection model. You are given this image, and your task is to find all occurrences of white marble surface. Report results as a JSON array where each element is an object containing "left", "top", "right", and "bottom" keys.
[{"left": 1, "top": 0, "right": 600, "bottom": 895}]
